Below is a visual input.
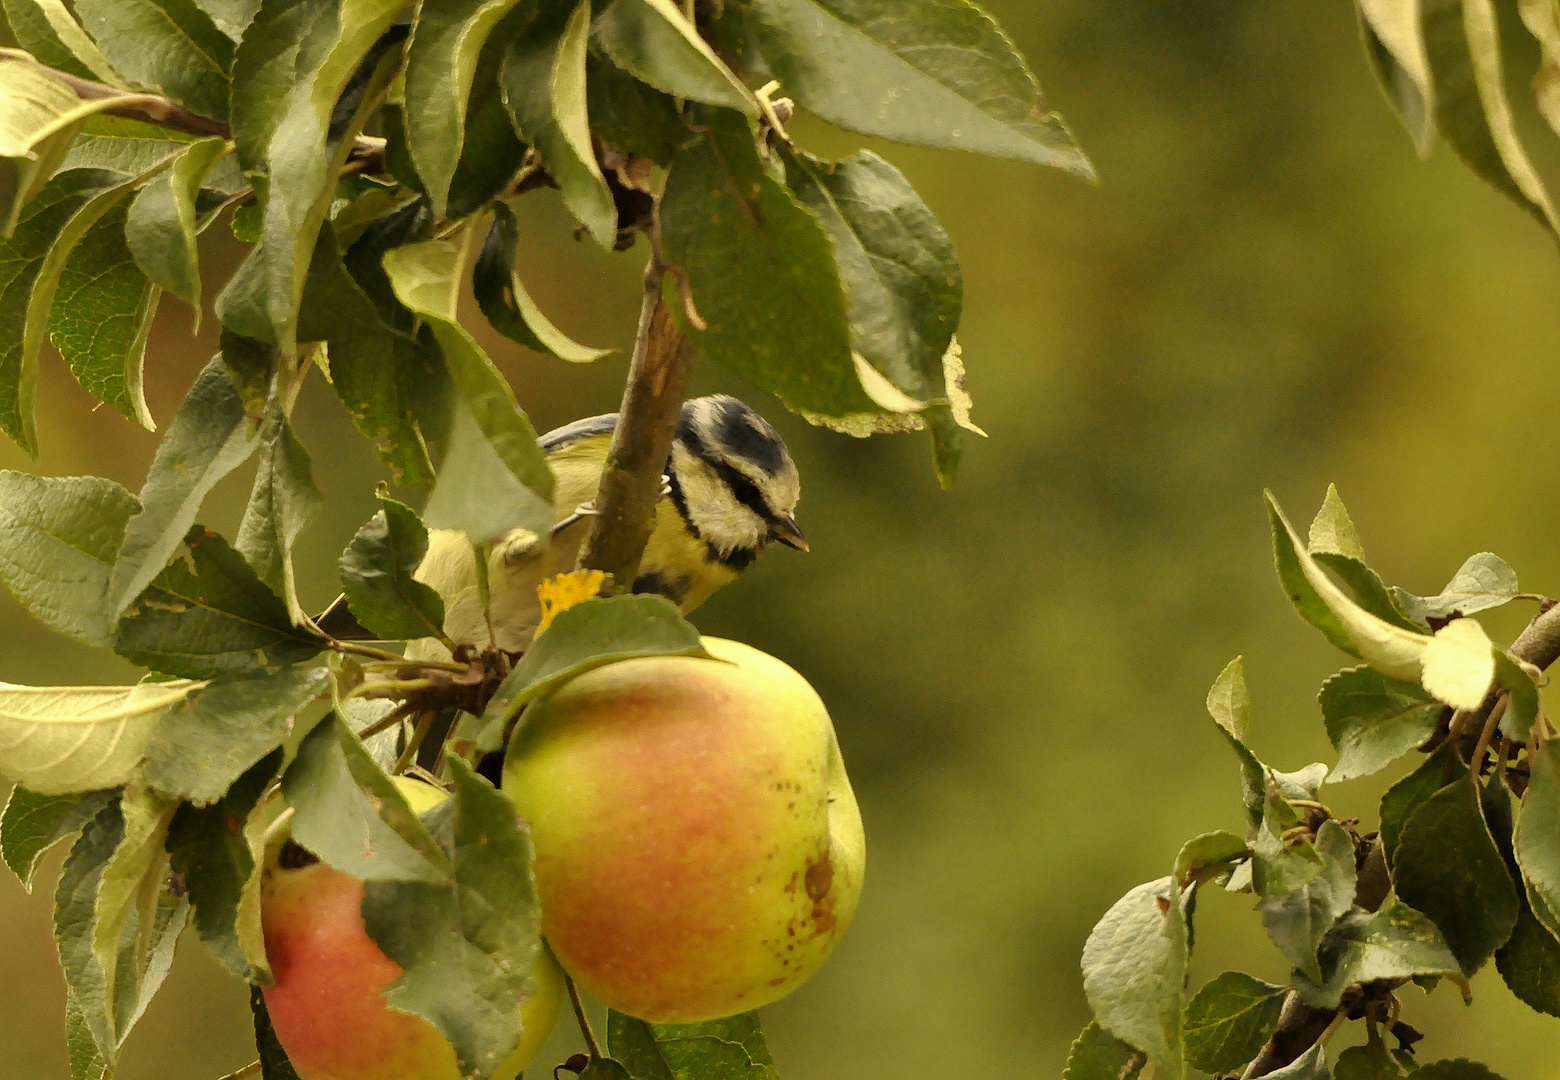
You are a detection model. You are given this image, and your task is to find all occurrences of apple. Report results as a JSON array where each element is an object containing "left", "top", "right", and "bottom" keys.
[
  {"left": 260, "top": 777, "right": 563, "bottom": 1080},
  {"left": 502, "top": 637, "right": 865, "bottom": 1023}
]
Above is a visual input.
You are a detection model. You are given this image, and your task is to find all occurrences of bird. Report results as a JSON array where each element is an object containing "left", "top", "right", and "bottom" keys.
[{"left": 322, "top": 394, "right": 808, "bottom": 658}]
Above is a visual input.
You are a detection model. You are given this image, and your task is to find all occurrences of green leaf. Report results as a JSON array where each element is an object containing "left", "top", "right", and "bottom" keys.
[
  {"left": 1380, "top": 736, "right": 1467, "bottom": 866},
  {"left": 108, "top": 358, "right": 261, "bottom": 619},
  {"left": 1516, "top": 738, "right": 1560, "bottom": 942},
  {"left": 1421, "top": 0, "right": 1558, "bottom": 232},
  {"left": 403, "top": 0, "right": 524, "bottom": 217},
  {"left": 64, "top": 988, "right": 110, "bottom": 1080},
  {"left": 55, "top": 796, "right": 124, "bottom": 1061},
  {"left": 361, "top": 755, "right": 541, "bottom": 1079},
  {"left": 1306, "top": 486, "right": 1421, "bottom": 633},
  {"left": 1419, "top": 617, "right": 1495, "bottom": 711},
  {"left": 1206, "top": 656, "right": 1265, "bottom": 829},
  {"left": 1252, "top": 776, "right": 1327, "bottom": 898},
  {"left": 474, "top": 199, "right": 612, "bottom": 362},
  {"left": 423, "top": 396, "right": 552, "bottom": 546},
  {"left": 165, "top": 750, "right": 278, "bottom": 980},
  {"left": 141, "top": 665, "right": 328, "bottom": 802},
  {"left": 297, "top": 221, "right": 441, "bottom": 486},
  {"left": 0, "top": 60, "right": 92, "bottom": 237},
  {"left": 1496, "top": 900, "right": 1560, "bottom": 1017},
  {"left": 125, "top": 136, "right": 229, "bottom": 309},
  {"left": 1060, "top": 1022, "right": 1146, "bottom": 1080},
  {"left": 1080, "top": 876, "right": 1186, "bottom": 1078},
  {"left": 0, "top": 677, "right": 204, "bottom": 795},
  {"left": 585, "top": 50, "right": 689, "bottom": 164},
  {"left": 607, "top": 1010, "right": 778, "bottom": 1080},
  {"left": 502, "top": 0, "right": 617, "bottom": 247},
  {"left": 444, "top": 8, "right": 529, "bottom": 218},
  {"left": 2, "top": 0, "right": 124, "bottom": 81},
  {"left": 384, "top": 232, "right": 555, "bottom": 520},
  {"left": 0, "top": 471, "right": 139, "bottom": 647},
  {"left": 1393, "top": 552, "right": 1521, "bottom": 623},
  {"left": 250, "top": 987, "right": 304, "bottom": 1080},
  {"left": 0, "top": 786, "right": 114, "bottom": 890},
  {"left": 1335, "top": 1041, "right": 1405, "bottom": 1080},
  {"left": 1523, "top": 0, "right": 1560, "bottom": 139},
  {"left": 1301, "top": 892, "right": 1460, "bottom": 1008},
  {"left": 340, "top": 491, "right": 446, "bottom": 641},
  {"left": 281, "top": 713, "right": 448, "bottom": 883},
  {"left": 1322, "top": 666, "right": 1441, "bottom": 783},
  {"left": 488, "top": 594, "right": 708, "bottom": 739},
  {"left": 1182, "top": 972, "right": 1287, "bottom": 1075},
  {"left": 1173, "top": 830, "right": 1248, "bottom": 888},
  {"left": 1259, "top": 820, "right": 1356, "bottom": 982},
  {"left": 595, "top": 0, "right": 758, "bottom": 115},
  {"left": 75, "top": 0, "right": 234, "bottom": 121},
  {"left": 661, "top": 110, "right": 872, "bottom": 419},
  {"left": 47, "top": 200, "right": 160, "bottom": 428},
  {"left": 728, "top": 0, "right": 1092, "bottom": 175},
  {"left": 114, "top": 527, "right": 324, "bottom": 679},
  {"left": 236, "top": 403, "right": 324, "bottom": 625},
  {"left": 1358, "top": 0, "right": 1435, "bottom": 154},
  {"left": 1413, "top": 1063, "right": 1507, "bottom": 1080},
  {"left": 223, "top": 0, "right": 405, "bottom": 350},
  {"left": 194, "top": 0, "right": 258, "bottom": 38},
  {"left": 1494, "top": 651, "right": 1539, "bottom": 743},
  {"left": 1394, "top": 774, "right": 1519, "bottom": 975}
]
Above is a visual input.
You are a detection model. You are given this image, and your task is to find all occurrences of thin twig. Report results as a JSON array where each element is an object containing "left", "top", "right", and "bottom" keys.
[
  {"left": 215, "top": 1063, "right": 262, "bottom": 1080},
  {"left": 1468, "top": 695, "right": 1509, "bottom": 778},
  {"left": 355, "top": 701, "right": 417, "bottom": 742},
  {"left": 565, "top": 975, "right": 603, "bottom": 1060},
  {"left": 392, "top": 711, "right": 437, "bottom": 774}
]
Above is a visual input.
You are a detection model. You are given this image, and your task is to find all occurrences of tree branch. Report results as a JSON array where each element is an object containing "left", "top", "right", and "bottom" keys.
[
  {"left": 1, "top": 48, "right": 384, "bottom": 166},
  {"left": 575, "top": 234, "right": 693, "bottom": 591},
  {"left": 1238, "top": 993, "right": 1338, "bottom": 1079},
  {"left": 1510, "top": 601, "right": 1560, "bottom": 671}
]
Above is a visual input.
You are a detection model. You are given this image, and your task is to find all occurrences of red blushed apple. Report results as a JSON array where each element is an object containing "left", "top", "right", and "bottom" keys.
[
  {"left": 502, "top": 637, "right": 865, "bottom": 1024},
  {"left": 259, "top": 780, "right": 562, "bottom": 1080}
]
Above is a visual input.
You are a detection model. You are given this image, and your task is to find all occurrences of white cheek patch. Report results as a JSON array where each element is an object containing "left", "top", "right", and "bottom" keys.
[{"left": 675, "top": 453, "right": 767, "bottom": 554}]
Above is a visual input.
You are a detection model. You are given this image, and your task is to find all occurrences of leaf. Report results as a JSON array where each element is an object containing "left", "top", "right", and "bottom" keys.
[
  {"left": 141, "top": 665, "right": 328, "bottom": 802},
  {"left": 661, "top": 110, "right": 873, "bottom": 419},
  {"left": 1267, "top": 1043, "right": 1331, "bottom": 1080},
  {"left": 1322, "top": 666, "right": 1441, "bottom": 783},
  {"left": 1334, "top": 1040, "right": 1406, "bottom": 1080},
  {"left": 1060, "top": 1022, "right": 1146, "bottom": 1080},
  {"left": 195, "top": 0, "right": 259, "bottom": 38},
  {"left": 403, "top": 0, "right": 524, "bottom": 217},
  {"left": 340, "top": 490, "right": 446, "bottom": 641},
  {"left": 474, "top": 198, "right": 612, "bottom": 362},
  {"left": 1182, "top": 972, "right": 1287, "bottom": 1075},
  {"left": 782, "top": 147, "right": 965, "bottom": 444},
  {"left": 55, "top": 796, "right": 124, "bottom": 1060},
  {"left": 1421, "top": 0, "right": 1558, "bottom": 232},
  {"left": 75, "top": 0, "right": 234, "bottom": 121},
  {"left": 2, "top": 0, "right": 124, "bottom": 82},
  {"left": 222, "top": 0, "right": 405, "bottom": 351},
  {"left": 90, "top": 784, "right": 177, "bottom": 1031},
  {"left": 1300, "top": 894, "right": 1462, "bottom": 1006},
  {"left": 1173, "top": 830, "right": 1249, "bottom": 888},
  {"left": 1358, "top": 0, "right": 1435, "bottom": 155},
  {"left": 250, "top": 986, "right": 304, "bottom": 1080},
  {"left": 1413, "top": 1063, "right": 1507, "bottom": 1080},
  {"left": 0, "top": 678, "right": 204, "bottom": 795},
  {"left": 1381, "top": 737, "right": 1466, "bottom": 867},
  {"left": 361, "top": 756, "right": 541, "bottom": 1079},
  {"left": 1268, "top": 493, "right": 1432, "bottom": 677},
  {"left": 0, "top": 60, "right": 90, "bottom": 237},
  {"left": 1, "top": 786, "right": 114, "bottom": 890},
  {"left": 1419, "top": 617, "right": 1495, "bottom": 710},
  {"left": 166, "top": 750, "right": 278, "bottom": 980},
  {"left": 125, "top": 136, "right": 229, "bottom": 310},
  {"left": 1080, "top": 876, "right": 1186, "bottom": 1077},
  {"left": 1516, "top": 738, "right": 1560, "bottom": 942},
  {"left": 280, "top": 713, "right": 448, "bottom": 883},
  {"left": 297, "top": 220, "right": 440, "bottom": 486},
  {"left": 1494, "top": 650, "right": 1539, "bottom": 743},
  {"left": 728, "top": 0, "right": 1092, "bottom": 175},
  {"left": 485, "top": 594, "right": 709, "bottom": 741},
  {"left": 607, "top": 1010, "right": 779, "bottom": 1080},
  {"left": 1394, "top": 552, "right": 1521, "bottom": 623},
  {"left": 236, "top": 403, "right": 324, "bottom": 624},
  {"left": 595, "top": 0, "right": 758, "bottom": 115},
  {"left": 585, "top": 49, "right": 689, "bottom": 164},
  {"left": 1252, "top": 778, "right": 1327, "bottom": 898},
  {"left": 47, "top": 200, "right": 160, "bottom": 428},
  {"left": 1260, "top": 820, "right": 1357, "bottom": 982},
  {"left": 1496, "top": 900, "right": 1560, "bottom": 1017},
  {"left": 384, "top": 233, "right": 555, "bottom": 520},
  {"left": 1206, "top": 656, "right": 1265, "bottom": 829},
  {"left": 502, "top": 0, "right": 617, "bottom": 247},
  {"left": 1394, "top": 775, "right": 1519, "bottom": 975},
  {"left": 0, "top": 471, "right": 139, "bottom": 647},
  {"left": 114, "top": 527, "right": 324, "bottom": 679},
  {"left": 1522, "top": 0, "right": 1560, "bottom": 139},
  {"left": 109, "top": 358, "right": 261, "bottom": 620},
  {"left": 1306, "top": 486, "right": 1421, "bottom": 633},
  {"left": 64, "top": 988, "right": 110, "bottom": 1080}
]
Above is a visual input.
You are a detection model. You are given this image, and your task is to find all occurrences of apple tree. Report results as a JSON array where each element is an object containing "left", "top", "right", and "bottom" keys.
[{"left": 0, "top": 0, "right": 1095, "bottom": 1078}]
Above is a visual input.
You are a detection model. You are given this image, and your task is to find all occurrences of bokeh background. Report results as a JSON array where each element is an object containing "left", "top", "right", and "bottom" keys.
[{"left": 5, "top": 2, "right": 1560, "bottom": 1076}]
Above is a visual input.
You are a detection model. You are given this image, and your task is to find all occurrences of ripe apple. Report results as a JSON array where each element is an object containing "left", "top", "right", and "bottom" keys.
[
  {"left": 260, "top": 777, "right": 563, "bottom": 1080},
  {"left": 502, "top": 636, "right": 865, "bottom": 1023}
]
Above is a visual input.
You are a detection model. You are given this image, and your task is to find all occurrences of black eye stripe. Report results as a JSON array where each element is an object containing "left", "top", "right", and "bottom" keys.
[{"left": 712, "top": 460, "right": 775, "bottom": 522}]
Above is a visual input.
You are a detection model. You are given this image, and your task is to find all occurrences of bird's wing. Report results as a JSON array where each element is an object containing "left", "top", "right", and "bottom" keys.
[{"left": 539, "top": 412, "right": 617, "bottom": 453}]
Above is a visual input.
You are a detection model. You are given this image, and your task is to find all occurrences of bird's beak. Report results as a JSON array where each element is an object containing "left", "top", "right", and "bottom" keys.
[{"left": 770, "top": 514, "right": 809, "bottom": 552}]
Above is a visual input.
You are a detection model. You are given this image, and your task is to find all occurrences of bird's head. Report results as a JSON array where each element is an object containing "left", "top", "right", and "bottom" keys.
[{"left": 671, "top": 395, "right": 807, "bottom": 566}]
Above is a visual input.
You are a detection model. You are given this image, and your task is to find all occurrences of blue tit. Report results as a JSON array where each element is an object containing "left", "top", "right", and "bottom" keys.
[{"left": 402, "top": 394, "right": 806, "bottom": 658}]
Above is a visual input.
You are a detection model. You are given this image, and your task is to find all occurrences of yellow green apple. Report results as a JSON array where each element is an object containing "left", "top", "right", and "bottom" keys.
[
  {"left": 502, "top": 637, "right": 865, "bottom": 1023},
  {"left": 259, "top": 777, "right": 563, "bottom": 1080}
]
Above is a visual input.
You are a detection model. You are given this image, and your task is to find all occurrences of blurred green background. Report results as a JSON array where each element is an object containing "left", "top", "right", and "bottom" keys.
[{"left": 5, "top": 2, "right": 1560, "bottom": 1077}]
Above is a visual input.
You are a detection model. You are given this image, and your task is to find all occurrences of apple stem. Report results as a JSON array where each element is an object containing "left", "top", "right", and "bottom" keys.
[{"left": 565, "top": 974, "right": 604, "bottom": 1061}]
